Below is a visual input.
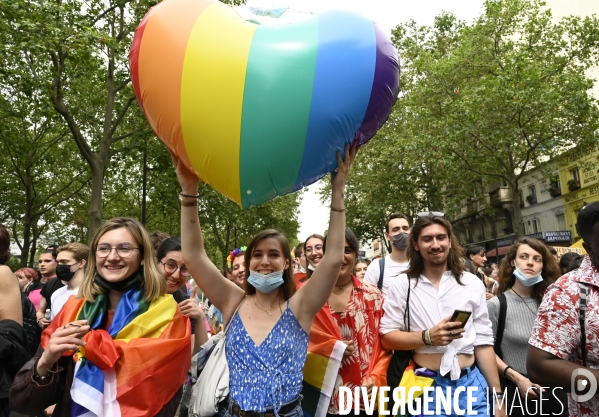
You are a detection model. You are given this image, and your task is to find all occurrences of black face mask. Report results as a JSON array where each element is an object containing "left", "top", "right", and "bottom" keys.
[
  {"left": 94, "top": 267, "right": 144, "bottom": 292},
  {"left": 56, "top": 264, "right": 79, "bottom": 282}
]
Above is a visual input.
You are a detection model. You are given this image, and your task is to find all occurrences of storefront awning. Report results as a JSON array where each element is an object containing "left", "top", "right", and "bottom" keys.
[{"left": 486, "top": 246, "right": 511, "bottom": 257}]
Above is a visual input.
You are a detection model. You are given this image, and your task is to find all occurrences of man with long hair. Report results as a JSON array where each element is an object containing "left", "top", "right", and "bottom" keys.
[{"left": 380, "top": 213, "right": 506, "bottom": 416}]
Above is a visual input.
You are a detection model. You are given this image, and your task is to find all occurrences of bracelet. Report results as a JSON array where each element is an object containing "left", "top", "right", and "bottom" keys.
[
  {"left": 422, "top": 330, "right": 429, "bottom": 346},
  {"left": 181, "top": 199, "right": 198, "bottom": 207},
  {"left": 426, "top": 329, "right": 433, "bottom": 346},
  {"left": 503, "top": 365, "right": 512, "bottom": 380},
  {"left": 330, "top": 207, "right": 346, "bottom": 212},
  {"left": 33, "top": 356, "right": 57, "bottom": 381},
  {"left": 179, "top": 192, "right": 200, "bottom": 199}
]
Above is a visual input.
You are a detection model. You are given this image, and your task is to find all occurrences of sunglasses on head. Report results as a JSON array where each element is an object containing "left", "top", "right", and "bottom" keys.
[{"left": 416, "top": 211, "right": 445, "bottom": 218}]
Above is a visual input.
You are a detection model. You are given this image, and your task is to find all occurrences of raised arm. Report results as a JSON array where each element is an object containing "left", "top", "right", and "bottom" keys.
[
  {"left": 292, "top": 144, "right": 357, "bottom": 324},
  {"left": 172, "top": 153, "right": 245, "bottom": 320}
]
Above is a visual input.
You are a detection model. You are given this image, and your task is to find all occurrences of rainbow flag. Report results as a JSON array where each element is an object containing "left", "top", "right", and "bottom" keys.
[
  {"left": 41, "top": 288, "right": 191, "bottom": 417},
  {"left": 301, "top": 308, "right": 347, "bottom": 417}
]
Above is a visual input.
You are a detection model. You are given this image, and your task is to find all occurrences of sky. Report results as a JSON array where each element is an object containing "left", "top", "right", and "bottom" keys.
[{"left": 283, "top": 0, "right": 487, "bottom": 242}]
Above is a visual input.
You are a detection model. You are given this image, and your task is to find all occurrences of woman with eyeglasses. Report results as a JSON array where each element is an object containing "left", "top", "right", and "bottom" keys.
[
  {"left": 156, "top": 236, "right": 208, "bottom": 354},
  {"left": 172, "top": 144, "right": 355, "bottom": 417},
  {"left": 304, "top": 234, "right": 325, "bottom": 279},
  {"left": 10, "top": 217, "right": 191, "bottom": 417}
]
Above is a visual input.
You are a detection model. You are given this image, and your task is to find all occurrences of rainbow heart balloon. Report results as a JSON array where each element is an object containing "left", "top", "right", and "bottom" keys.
[{"left": 130, "top": 0, "right": 399, "bottom": 209}]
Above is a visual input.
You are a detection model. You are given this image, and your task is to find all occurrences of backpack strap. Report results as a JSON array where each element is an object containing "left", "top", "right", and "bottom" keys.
[
  {"left": 494, "top": 293, "right": 507, "bottom": 360},
  {"left": 579, "top": 282, "right": 590, "bottom": 367},
  {"left": 404, "top": 279, "right": 411, "bottom": 332},
  {"left": 377, "top": 257, "right": 386, "bottom": 291}
]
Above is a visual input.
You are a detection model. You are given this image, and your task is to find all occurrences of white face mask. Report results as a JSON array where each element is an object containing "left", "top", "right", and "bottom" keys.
[{"left": 513, "top": 266, "right": 543, "bottom": 287}]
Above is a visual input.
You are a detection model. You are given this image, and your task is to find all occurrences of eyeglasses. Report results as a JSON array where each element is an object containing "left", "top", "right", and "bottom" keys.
[
  {"left": 417, "top": 211, "right": 445, "bottom": 218},
  {"left": 159, "top": 261, "right": 190, "bottom": 278},
  {"left": 95, "top": 244, "right": 139, "bottom": 258},
  {"left": 38, "top": 259, "right": 54, "bottom": 263},
  {"left": 305, "top": 244, "right": 323, "bottom": 255}
]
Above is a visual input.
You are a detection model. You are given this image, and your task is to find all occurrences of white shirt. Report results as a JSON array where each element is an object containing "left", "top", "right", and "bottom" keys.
[
  {"left": 51, "top": 286, "right": 79, "bottom": 319},
  {"left": 380, "top": 271, "right": 494, "bottom": 380},
  {"left": 364, "top": 254, "right": 409, "bottom": 296}
]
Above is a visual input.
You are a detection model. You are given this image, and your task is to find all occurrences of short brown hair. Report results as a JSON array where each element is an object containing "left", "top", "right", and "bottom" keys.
[
  {"left": 79, "top": 217, "right": 166, "bottom": 302},
  {"left": 404, "top": 214, "right": 465, "bottom": 283},
  {"left": 244, "top": 229, "right": 295, "bottom": 301},
  {"left": 497, "top": 238, "right": 561, "bottom": 303},
  {"left": 386, "top": 212, "right": 411, "bottom": 233},
  {"left": 0, "top": 224, "right": 10, "bottom": 265},
  {"left": 57, "top": 242, "right": 90, "bottom": 263}
]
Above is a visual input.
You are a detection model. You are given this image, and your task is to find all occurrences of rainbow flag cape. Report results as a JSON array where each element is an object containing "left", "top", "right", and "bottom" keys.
[
  {"left": 393, "top": 361, "right": 434, "bottom": 417},
  {"left": 301, "top": 307, "right": 347, "bottom": 417},
  {"left": 41, "top": 289, "right": 191, "bottom": 417}
]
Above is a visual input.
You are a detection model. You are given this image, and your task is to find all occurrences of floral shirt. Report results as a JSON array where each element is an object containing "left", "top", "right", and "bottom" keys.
[
  {"left": 327, "top": 276, "right": 385, "bottom": 414},
  {"left": 529, "top": 255, "right": 599, "bottom": 417}
]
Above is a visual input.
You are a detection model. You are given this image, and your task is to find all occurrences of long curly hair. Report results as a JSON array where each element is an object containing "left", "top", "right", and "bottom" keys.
[{"left": 497, "top": 237, "right": 561, "bottom": 303}]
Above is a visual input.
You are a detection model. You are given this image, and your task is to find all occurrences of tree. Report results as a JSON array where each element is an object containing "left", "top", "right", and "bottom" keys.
[{"left": 394, "top": 0, "right": 599, "bottom": 236}]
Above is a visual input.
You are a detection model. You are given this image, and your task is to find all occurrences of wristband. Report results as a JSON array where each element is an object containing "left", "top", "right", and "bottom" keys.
[
  {"left": 179, "top": 192, "right": 200, "bottom": 199},
  {"left": 33, "top": 356, "right": 57, "bottom": 381},
  {"left": 503, "top": 365, "right": 513, "bottom": 379},
  {"left": 426, "top": 329, "right": 433, "bottom": 346},
  {"left": 422, "top": 330, "right": 429, "bottom": 346}
]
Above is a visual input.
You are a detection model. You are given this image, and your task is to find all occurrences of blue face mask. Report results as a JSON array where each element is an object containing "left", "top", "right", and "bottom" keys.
[
  {"left": 299, "top": 265, "right": 306, "bottom": 274},
  {"left": 247, "top": 270, "right": 285, "bottom": 293},
  {"left": 513, "top": 266, "right": 543, "bottom": 287}
]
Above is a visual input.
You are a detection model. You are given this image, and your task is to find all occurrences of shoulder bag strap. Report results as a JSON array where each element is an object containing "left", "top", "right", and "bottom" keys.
[
  {"left": 403, "top": 278, "right": 411, "bottom": 332},
  {"left": 377, "top": 257, "right": 386, "bottom": 290},
  {"left": 579, "top": 283, "right": 590, "bottom": 367},
  {"left": 223, "top": 295, "right": 247, "bottom": 335},
  {"left": 494, "top": 293, "right": 507, "bottom": 360}
]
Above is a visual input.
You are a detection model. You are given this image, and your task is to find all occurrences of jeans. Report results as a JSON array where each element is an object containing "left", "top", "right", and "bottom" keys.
[
  {"left": 217, "top": 397, "right": 303, "bottom": 417},
  {"left": 427, "top": 365, "right": 490, "bottom": 416}
]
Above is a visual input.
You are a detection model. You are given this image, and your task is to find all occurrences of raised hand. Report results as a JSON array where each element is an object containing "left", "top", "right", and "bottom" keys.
[
  {"left": 331, "top": 142, "right": 358, "bottom": 192},
  {"left": 170, "top": 150, "right": 200, "bottom": 194},
  {"left": 179, "top": 286, "right": 205, "bottom": 321}
]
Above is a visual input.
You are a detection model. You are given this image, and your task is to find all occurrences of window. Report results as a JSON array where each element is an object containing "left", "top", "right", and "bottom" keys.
[
  {"left": 533, "top": 219, "right": 540, "bottom": 234},
  {"left": 528, "top": 185, "right": 536, "bottom": 197},
  {"left": 556, "top": 213, "right": 566, "bottom": 230},
  {"left": 571, "top": 168, "right": 580, "bottom": 182}
]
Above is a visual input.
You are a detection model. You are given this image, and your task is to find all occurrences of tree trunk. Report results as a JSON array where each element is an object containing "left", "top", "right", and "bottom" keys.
[
  {"left": 88, "top": 163, "right": 105, "bottom": 243},
  {"left": 19, "top": 216, "right": 32, "bottom": 268},
  {"left": 510, "top": 179, "right": 525, "bottom": 237}
]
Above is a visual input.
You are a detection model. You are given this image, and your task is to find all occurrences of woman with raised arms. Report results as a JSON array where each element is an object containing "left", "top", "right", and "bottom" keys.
[{"left": 172, "top": 144, "right": 356, "bottom": 417}]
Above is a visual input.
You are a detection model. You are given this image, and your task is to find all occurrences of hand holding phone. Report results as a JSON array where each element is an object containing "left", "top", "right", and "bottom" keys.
[{"left": 450, "top": 310, "right": 472, "bottom": 328}]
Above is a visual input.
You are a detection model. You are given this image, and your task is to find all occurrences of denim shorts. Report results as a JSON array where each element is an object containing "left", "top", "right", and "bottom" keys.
[
  {"left": 217, "top": 396, "right": 304, "bottom": 417},
  {"left": 428, "top": 365, "right": 491, "bottom": 416}
]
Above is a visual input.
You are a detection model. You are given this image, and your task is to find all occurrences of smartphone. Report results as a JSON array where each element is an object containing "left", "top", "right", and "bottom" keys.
[{"left": 450, "top": 310, "right": 472, "bottom": 327}]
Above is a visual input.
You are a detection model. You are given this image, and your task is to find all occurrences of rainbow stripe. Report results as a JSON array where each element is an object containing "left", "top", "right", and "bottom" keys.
[
  {"left": 41, "top": 291, "right": 191, "bottom": 417},
  {"left": 130, "top": 0, "right": 399, "bottom": 208}
]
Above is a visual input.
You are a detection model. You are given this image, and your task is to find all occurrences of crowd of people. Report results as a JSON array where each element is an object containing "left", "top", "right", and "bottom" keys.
[{"left": 0, "top": 146, "right": 598, "bottom": 417}]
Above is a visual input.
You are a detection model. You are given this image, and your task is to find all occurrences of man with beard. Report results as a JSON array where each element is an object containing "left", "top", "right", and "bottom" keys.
[
  {"left": 527, "top": 202, "right": 599, "bottom": 416},
  {"left": 380, "top": 213, "right": 506, "bottom": 416},
  {"left": 364, "top": 212, "right": 411, "bottom": 296}
]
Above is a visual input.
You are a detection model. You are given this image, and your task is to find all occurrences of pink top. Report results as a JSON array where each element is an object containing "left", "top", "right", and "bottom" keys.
[{"left": 28, "top": 289, "right": 42, "bottom": 310}]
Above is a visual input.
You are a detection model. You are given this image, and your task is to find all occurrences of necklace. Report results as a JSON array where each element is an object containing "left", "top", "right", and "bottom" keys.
[
  {"left": 335, "top": 277, "right": 353, "bottom": 290},
  {"left": 510, "top": 288, "right": 538, "bottom": 317},
  {"left": 253, "top": 296, "right": 277, "bottom": 316}
]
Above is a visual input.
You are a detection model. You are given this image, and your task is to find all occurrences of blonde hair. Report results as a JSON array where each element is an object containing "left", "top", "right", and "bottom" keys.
[
  {"left": 79, "top": 217, "right": 166, "bottom": 302},
  {"left": 57, "top": 242, "right": 90, "bottom": 263}
]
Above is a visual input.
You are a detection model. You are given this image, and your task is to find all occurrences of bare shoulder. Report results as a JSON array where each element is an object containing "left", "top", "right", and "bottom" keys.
[{"left": 0, "top": 265, "right": 17, "bottom": 287}]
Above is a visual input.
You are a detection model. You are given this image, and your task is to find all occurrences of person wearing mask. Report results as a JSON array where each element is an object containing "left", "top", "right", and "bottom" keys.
[
  {"left": 173, "top": 144, "right": 355, "bottom": 417},
  {"left": 293, "top": 243, "right": 308, "bottom": 286},
  {"left": 364, "top": 212, "right": 411, "bottom": 296},
  {"left": 10, "top": 217, "right": 191, "bottom": 417},
  {"left": 50, "top": 243, "right": 89, "bottom": 319},
  {"left": 487, "top": 237, "right": 566, "bottom": 416}
]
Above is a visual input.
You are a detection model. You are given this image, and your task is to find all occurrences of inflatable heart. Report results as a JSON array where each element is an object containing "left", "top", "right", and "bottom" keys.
[{"left": 130, "top": 0, "right": 399, "bottom": 209}]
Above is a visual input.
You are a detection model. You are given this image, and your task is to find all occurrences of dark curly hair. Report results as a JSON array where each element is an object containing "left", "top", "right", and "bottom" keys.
[{"left": 497, "top": 237, "right": 561, "bottom": 304}]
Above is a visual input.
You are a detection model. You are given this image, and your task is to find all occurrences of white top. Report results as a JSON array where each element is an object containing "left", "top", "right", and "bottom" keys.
[
  {"left": 50, "top": 286, "right": 79, "bottom": 319},
  {"left": 380, "top": 271, "right": 494, "bottom": 380},
  {"left": 363, "top": 254, "right": 409, "bottom": 296}
]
